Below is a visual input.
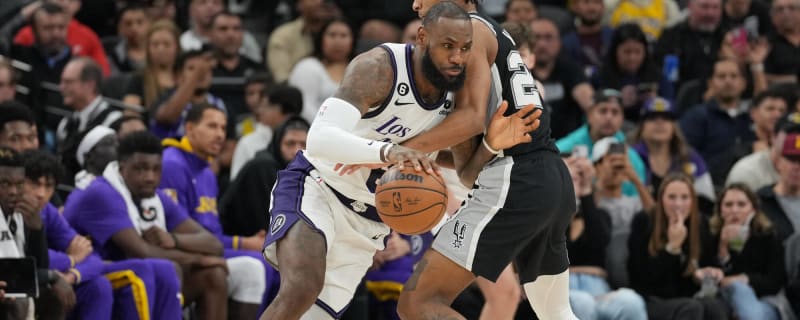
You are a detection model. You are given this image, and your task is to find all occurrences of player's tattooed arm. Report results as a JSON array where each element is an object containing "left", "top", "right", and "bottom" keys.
[{"left": 333, "top": 48, "right": 395, "bottom": 115}]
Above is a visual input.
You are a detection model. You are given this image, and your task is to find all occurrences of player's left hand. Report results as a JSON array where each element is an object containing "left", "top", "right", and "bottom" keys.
[{"left": 484, "top": 101, "right": 541, "bottom": 152}]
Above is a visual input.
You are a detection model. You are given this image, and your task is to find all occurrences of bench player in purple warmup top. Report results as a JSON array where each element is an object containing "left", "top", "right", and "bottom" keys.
[{"left": 22, "top": 150, "right": 183, "bottom": 320}]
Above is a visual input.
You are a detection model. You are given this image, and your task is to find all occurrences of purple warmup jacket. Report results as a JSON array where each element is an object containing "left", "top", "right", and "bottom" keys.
[
  {"left": 63, "top": 177, "right": 189, "bottom": 261},
  {"left": 160, "top": 137, "right": 240, "bottom": 249}
]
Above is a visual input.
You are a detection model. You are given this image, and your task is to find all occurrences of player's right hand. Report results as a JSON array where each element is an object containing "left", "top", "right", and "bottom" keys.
[
  {"left": 67, "top": 235, "right": 93, "bottom": 263},
  {"left": 385, "top": 145, "right": 440, "bottom": 176},
  {"left": 484, "top": 101, "right": 542, "bottom": 151}
]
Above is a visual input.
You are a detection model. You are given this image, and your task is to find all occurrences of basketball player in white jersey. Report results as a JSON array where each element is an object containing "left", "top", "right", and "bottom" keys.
[
  {"left": 258, "top": 2, "right": 540, "bottom": 319},
  {"left": 392, "top": 0, "right": 580, "bottom": 319}
]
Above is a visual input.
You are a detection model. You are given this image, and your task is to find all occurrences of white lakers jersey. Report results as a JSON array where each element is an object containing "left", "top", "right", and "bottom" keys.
[{"left": 305, "top": 43, "right": 455, "bottom": 206}]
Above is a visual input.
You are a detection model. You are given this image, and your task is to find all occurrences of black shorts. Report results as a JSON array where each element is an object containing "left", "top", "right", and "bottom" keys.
[{"left": 431, "top": 151, "right": 575, "bottom": 283}]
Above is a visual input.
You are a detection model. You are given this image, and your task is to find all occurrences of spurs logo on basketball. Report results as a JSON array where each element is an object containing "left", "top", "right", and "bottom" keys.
[
  {"left": 140, "top": 206, "right": 158, "bottom": 222},
  {"left": 392, "top": 192, "right": 402, "bottom": 212},
  {"left": 271, "top": 214, "right": 286, "bottom": 235},
  {"left": 452, "top": 220, "right": 467, "bottom": 249}
]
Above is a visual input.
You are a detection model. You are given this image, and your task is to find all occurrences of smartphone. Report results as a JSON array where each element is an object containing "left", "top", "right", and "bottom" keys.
[
  {"left": 608, "top": 142, "right": 625, "bottom": 155},
  {"left": 743, "top": 16, "right": 759, "bottom": 41},
  {"left": 0, "top": 257, "right": 38, "bottom": 299},
  {"left": 572, "top": 145, "right": 588, "bottom": 158},
  {"left": 731, "top": 27, "right": 748, "bottom": 52}
]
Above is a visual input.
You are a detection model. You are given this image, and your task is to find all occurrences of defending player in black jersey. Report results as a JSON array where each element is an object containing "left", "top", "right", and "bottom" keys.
[{"left": 397, "top": 1, "right": 579, "bottom": 319}]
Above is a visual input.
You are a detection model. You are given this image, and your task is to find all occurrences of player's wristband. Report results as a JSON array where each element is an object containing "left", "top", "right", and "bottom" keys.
[
  {"left": 482, "top": 137, "right": 500, "bottom": 155},
  {"left": 380, "top": 143, "right": 395, "bottom": 163}
]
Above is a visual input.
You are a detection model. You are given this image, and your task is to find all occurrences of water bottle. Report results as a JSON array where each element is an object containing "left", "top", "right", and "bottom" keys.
[{"left": 663, "top": 55, "right": 679, "bottom": 83}]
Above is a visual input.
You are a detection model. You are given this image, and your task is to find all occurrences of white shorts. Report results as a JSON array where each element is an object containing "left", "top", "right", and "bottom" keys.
[{"left": 263, "top": 154, "right": 389, "bottom": 317}]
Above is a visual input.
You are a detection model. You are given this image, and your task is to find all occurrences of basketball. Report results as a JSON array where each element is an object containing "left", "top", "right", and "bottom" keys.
[{"left": 375, "top": 167, "right": 448, "bottom": 235}]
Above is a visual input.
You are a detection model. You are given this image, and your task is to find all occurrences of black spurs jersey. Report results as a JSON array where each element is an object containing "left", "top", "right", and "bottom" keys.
[{"left": 470, "top": 12, "right": 557, "bottom": 155}]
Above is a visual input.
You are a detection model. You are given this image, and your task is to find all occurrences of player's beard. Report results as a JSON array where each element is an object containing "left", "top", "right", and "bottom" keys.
[{"left": 422, "top": 49, "right": 466, "bottom": 92}]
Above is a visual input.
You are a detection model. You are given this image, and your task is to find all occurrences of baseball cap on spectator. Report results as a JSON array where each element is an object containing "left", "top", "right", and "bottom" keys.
[
  {"left": 592, "top": 88, "right": 622, "bottom": 108},
  {"left": 640, "top": 97, "right": 676, "bottom": 120},
  {"left": 591, "top": 136, "right": 622, "bottom": 163},
  {"left": 775, "top": 112, "right": 800, "bottom": 134},
  {"left": 77, "top": 126, "right": 115, "bottom": 166},
  {"left": 781, "top": 133, "right": 800, "bottom": 161}
]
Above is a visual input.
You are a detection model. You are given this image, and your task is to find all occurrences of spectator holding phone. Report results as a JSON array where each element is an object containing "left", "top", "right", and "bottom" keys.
[
  {"left": 717, "top": 26, "right": 770, "bottom": 99},
  {"left": 557, "top": 89, "right": 648, "bottom": 197},
  {"left": 563, "top": 154, "right": 648, "bottom": 320},
  {"left": 592, "top": 137, "right": 655, "bottom": 288},
  {"left": 632, "top": 97, "right": 716, "bottom": 213}
]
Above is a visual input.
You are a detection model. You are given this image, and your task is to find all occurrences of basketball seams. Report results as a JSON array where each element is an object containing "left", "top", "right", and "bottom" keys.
[
  {"left": 374, "top": 186, "right": 448, "bottom": 197},
  {"left": 376, "top": 202, "right": 447, "bottom": 217}
]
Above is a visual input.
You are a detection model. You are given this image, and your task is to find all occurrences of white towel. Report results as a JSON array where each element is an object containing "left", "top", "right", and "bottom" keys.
[{"left": 103, "top": 161, "right": 167, "bottom": 234}]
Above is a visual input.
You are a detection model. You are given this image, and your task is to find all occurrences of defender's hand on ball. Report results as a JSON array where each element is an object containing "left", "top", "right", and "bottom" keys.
[{"left": 484, "top": 101, "right": 542, "bottom": 152}]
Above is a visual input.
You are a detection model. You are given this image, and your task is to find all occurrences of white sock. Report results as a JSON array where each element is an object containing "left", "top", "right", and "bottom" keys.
[{"left": 522, "top": 270, "right": 578, "bottom": 320}]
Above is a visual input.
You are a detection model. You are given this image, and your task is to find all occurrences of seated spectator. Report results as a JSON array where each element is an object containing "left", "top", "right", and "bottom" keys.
[
  {"left": 289, "top": 17, "right": 354, "bottom": 123},
  {"left": 0, "top": 148, "right": 57, "bottom": 319},
  {"left": 727, "top": 112, "right": 800, "bottom": 191},
  {"left": 234, "top": 73, "right": 272, "bottom": 139},
  {"left": 594, "top": 24, "right": 671, "bottom": 122},
  {"left": 113, "top": 115, "right": 147, "bottom": 139},
  {"left": 401, "top": 19, "right": 422, "bottom": 44},
  {"left": 592, "top": 136, "right": 655, "bottom": 288},
  {"left": 180, "top": 0, "right": 262, "bottom": 64},
  {"left": 222, "top": 115, "right": 308, "bottom": 240},
  {"left": 628, "top": 174, "right": 729, "bottom": 320},
  {"left": 73, "top": 126, "right": 115, "bottom": 189},
  {"left": 0, "top": 101, "right": 39, "bottom": 152},
  {"left": 266, "top": 0, "right": 329, "bottom": 82},
  {"left": 632, "top": 97, "right": 716, "bottom": 211},
  {"left": 557, "top": 89, "right": 647, "bottom": 196},
  {"left": 504, "top": 0, "right": 537, "bottom": 24},
  {"left": 563, "top": 154, "right": 648, "bottom": 320},
  {"left": 63, "top": 131, "right": 231, "bottom": 319},
  {"left": 150, "top": 49, "right": 227, "bottom": 139},
  {"left": 0, "top": 60, "right": 17, "bottom": 103},
  {"left": 758, "top": 132, "right": 800, "bottom": 242},
  {"left": 106, "top": 3, "right": 150, "bottom": 74},
  {"left": 748, "top": 89, "right": 789, "bottom": 152},
  {"left": 532, "top": 18, "right": 595, "bottom": 139},
  {"left": 655, "top": 0, "right": 725, "bottom": 91},
  {"left": 562, "top": 0, "right": 613, "bottom": 78},
  {"left": 21, "top": 149, "right": 183, "bottom": 320},
  {"left": 122, "top": 20, "right": 181, "bottom": 109},
  {"left": 208, "top": 11, "right": 265, "bottom": 131},
  {"left": 356, "top": 19, "right": 400, "bottom": 55},
  {"left": 705, "top": 184, "right": 786, "bottom": 320},
  {"left": 55, "top": 58, "right": 122, "bottom": 183},
  {"left": 764, "top": 0, "right": 800, "bottom": 85},
  {"left": 721, "top": 0, "right": 773, "bottom": 36},
  {"left": 605, "top": 0, "right": 682, "bottom": 40},
  {"left": 716, "top": 28, "right": 769, "bottom": 100},
  {"left": 10, "top": 3, "right": 74, "bottom": 134},
  {"left": 144, "top": 0, "right": 176, "bottom": 22},
  {"left": 680, "top": 59, "right": 754, "bottom": 186},
  {"left": 159, "top": 105, "right": 267, "bottom": 316},
  {"left": 14, "top": 0, "right": 110, "bottom": 75},
  {"left": 230, "top": 84, "right": 302, "bottom": 180}
]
